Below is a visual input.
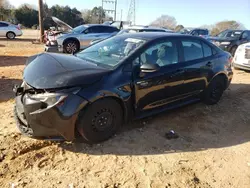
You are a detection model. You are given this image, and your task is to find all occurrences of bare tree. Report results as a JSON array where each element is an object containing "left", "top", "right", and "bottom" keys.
[
  {"left": 150, "top": 15, "right": 177, "bottom": 30},
  {"left": 210, "top": 20, "right": 245, "bottom": 36},
  {"left": 175, "top": 25, "right": 184, "bottom": 32}
]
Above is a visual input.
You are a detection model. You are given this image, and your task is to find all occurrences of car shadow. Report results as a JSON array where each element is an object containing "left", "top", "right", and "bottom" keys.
[
  {"left": 59, "top": 83, "right": 250, "bottom": 155},
  {"left": 0, "top": 78, "right": 22, "bottom": 102},
  {"left": 0, "top": 56, "right": 28, "bottom": 67}
]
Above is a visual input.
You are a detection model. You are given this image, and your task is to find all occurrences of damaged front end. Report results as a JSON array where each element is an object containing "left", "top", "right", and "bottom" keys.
[{"left": 13, "top": 82, "right": 88, "bottom": 141}]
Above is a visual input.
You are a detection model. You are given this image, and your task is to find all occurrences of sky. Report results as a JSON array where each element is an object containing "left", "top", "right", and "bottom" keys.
[{"left": 8, "top": 0, "right": 250, "bottom": 29}]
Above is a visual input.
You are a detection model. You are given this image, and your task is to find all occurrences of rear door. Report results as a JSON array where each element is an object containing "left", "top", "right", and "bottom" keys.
[
  {"left": 179, "top": 38, "right": 215, "bottom": 95},
  {"left": 0, "top": 22, "right": 9, "bottom": 36}
]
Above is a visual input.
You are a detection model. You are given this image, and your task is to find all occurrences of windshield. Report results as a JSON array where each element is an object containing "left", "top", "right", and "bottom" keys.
[
  {"left": 76, "top": 35, "right": 147, "bottom": 68},
  {"left": 72, "top": 25, "right": 87, "bottom": 34},
  {"left": 217, "top": 30, "right": 242, "bottom": 38}
]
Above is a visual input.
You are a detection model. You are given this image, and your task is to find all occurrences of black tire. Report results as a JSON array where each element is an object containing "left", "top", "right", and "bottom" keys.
[
  {"left": 230, "top": 46, "right": 238, "bottom": 57},
  {"left": 202, "top": 76, "right": 226, "bottom": 105},
  {"left": 76, "top": 99, "right": 123, "bottom": 144},
  {"left": 63, "top": 39, "right": 80, "bottom": 54},
  {"left": 6, "top": 32, "right": 16, "bottom": 39}
]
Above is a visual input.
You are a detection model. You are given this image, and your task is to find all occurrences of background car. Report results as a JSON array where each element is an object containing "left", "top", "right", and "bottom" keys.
[
  {"left": 45, "top": 17, "right": 120, "bottom": 54},
  {"left": 56, "top": 24, "right": 120, "bottom": 53},
  {"left": 90, "top": 25, "right": 174, "bottom": 45},
  {"left": 209, "top": 30, "right": 250, "bottom": 56},
  {"left": 14, "top": 33, "right": 233, "bottom": 143},
  {"left": 233, "top": 42, "right": 250, "bottom": 70},
  {"left": 0, "top": 21, "right": 22, "bottom": 39},
  {"left": 180, "top": 28, "right": 209, "bottom": 38},
  {"left": 189, "top": 28, "right": 209, "bottom": 38}
]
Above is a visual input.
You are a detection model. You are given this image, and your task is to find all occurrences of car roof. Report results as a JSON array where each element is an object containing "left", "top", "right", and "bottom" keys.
[
  {"left": 119, "top": 32, "right": 198, "bottom": 40},
  {"left": 83, "top": 24, "right": 118, "bottom": 28}
]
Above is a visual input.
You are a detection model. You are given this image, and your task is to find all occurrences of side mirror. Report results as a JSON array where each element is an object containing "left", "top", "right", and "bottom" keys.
[{"left": 140, "top": 63, "right": 160, "bottom": 73}]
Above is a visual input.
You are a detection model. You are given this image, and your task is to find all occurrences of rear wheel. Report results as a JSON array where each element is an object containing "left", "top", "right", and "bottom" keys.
[
  {"left": 6, "top": 32, "right": 16, "bottom": 39},
  {"left": 202, "top": 76, "right": 226, "bottom": 105},
  {"left": 76, "top": 99, "right": 123, "bottom": 143},
  {"left": 63, "top": 39, "right": 80, "bottom": 54}
]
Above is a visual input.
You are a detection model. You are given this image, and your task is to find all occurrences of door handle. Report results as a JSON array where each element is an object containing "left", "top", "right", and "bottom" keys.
[{"left": 206, "top": 62, "right": 213, "bottom": 67}]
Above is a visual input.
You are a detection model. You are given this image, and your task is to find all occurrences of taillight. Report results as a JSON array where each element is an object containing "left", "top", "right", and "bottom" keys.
[{"left": 16, "top": 26, "right": 20, "bottom": 30}]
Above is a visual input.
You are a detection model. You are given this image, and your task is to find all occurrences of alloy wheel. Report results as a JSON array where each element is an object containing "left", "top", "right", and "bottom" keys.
[{"left": 66, "top": 42, "right": 77, "bottom": 53}]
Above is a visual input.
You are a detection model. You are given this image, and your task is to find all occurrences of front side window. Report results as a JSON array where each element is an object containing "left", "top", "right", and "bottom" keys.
[
  {"left": 140, "top": 41, "right": 178, "bottom": 67},
  {"left": 182, "top": 40, "right": 203, "bottom": 61},
  {"left": 72, "top": 25, "right": 87, "bottom": 33},
  {"left": 242, "top": 31, "right": 249, "bottom": 39},
  {"left": 76, "top": 35, "right": 146, "bottom": 68},
  {"left": 199, "top": 30, "right": 208, "bottom": 35}
]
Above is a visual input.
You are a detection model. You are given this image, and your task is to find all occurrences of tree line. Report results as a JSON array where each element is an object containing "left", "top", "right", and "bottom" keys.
[
  {"left": 0, "top": 0, "right": 111, "bottom": 29},
  {"left": 0, "top": 0, "right": 246, "bottom": 36},
  {"left": 150, "top": 15, "right": 245, "bottom": 36}
]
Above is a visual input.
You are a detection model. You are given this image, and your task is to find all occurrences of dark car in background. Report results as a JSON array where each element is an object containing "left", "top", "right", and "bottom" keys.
[
  {"left": 14, "top": 33, "right": 233, "bottom": 143},
  {"left": 209, "top": 30, "right": 250, "bottom": 56},
  {"left": 90, "top": 25, "right": 174, "bottom": 45},
  {"left": 180, "top": 28, "right": 209, "bottom": 38}
]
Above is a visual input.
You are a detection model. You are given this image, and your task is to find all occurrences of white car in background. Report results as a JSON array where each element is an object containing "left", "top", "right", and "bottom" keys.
[
  {"left": 233, "top": 43, "right": 250, "bottom": 71},
  {"left": 0, "top": 21, "right": 22, "bottom": 39}
]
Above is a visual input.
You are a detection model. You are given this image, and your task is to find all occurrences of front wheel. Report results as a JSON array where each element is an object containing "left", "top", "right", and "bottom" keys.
[
  {"left": 202, "top": 76, "right": 226, "bottom": 105},
  {"left": 76, "top": 99, "right": 123, "bottom": 143},
  {"left": 63, "top": 40, "right": 80, "bottom": 54}
]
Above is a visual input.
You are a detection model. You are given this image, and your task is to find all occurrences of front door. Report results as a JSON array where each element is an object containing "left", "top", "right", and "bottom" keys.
[{"left": 133, "top": 39, "right": 186, "bottom": 114}]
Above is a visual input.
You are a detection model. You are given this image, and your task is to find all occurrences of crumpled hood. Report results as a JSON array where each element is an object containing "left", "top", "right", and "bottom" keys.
[{"left": 24, "top": 53, "right": 111, "bottom": 89}]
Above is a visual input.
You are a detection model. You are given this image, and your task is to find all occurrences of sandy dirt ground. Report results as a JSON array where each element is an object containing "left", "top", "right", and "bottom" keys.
[{"left": 0, "top": 31, "right": 250, "bottom": 188}]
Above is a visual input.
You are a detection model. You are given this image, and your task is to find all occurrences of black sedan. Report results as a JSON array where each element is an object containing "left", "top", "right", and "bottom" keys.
[
  {"left": 14, "top": 33, "right": 233, "bottom": 143},
  {"left": 209, "top": 30, "right": 250, "bottom": 56}
]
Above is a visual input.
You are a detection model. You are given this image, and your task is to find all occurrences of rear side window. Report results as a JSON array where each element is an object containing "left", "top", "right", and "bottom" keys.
[
  {"left": 182, "top": 40, "right": 203, "bottom": 61},
  {"left": 202, "top": 42, "right": 213, "bottom": 57},
  {"left": 0, "top": 22, "right": 8, "bottom": 27}
]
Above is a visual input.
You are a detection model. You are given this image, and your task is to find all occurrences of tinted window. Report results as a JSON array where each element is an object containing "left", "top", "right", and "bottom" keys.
[
  {"left": 140, "top": 41, "right": 178, "bottom": 66},
  {"left": 87, "top": 26, "right": 104, "bottom": 33},
  {"left": 199, "top": 30, "right": 208, "bottom": 35},
  {"left": 242, "top": 31, "right": 249, "bottom": 39},
  {"left": 87, "top": 26, "right": 118, "bottom": 33},
  {"left": 202, "top": 42, "right": 213, "bottom": 57},
  {"left": 191, "top": 30, "right": 199, "bottom": 36},
  {"left": 0, "top": 22, "right": 8, "bottom": 27},
  {"left": 140, "top": 29, "right": 165, "bottom": 32},
  {"left": 72, "top": 25, "right": 87, "bottom": 33},
  {"left": 182, "top": 40, "right": 203, "bottom": 61},
  {"left": 102, "top": 26, "right": 119, "bottom": 33}
]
